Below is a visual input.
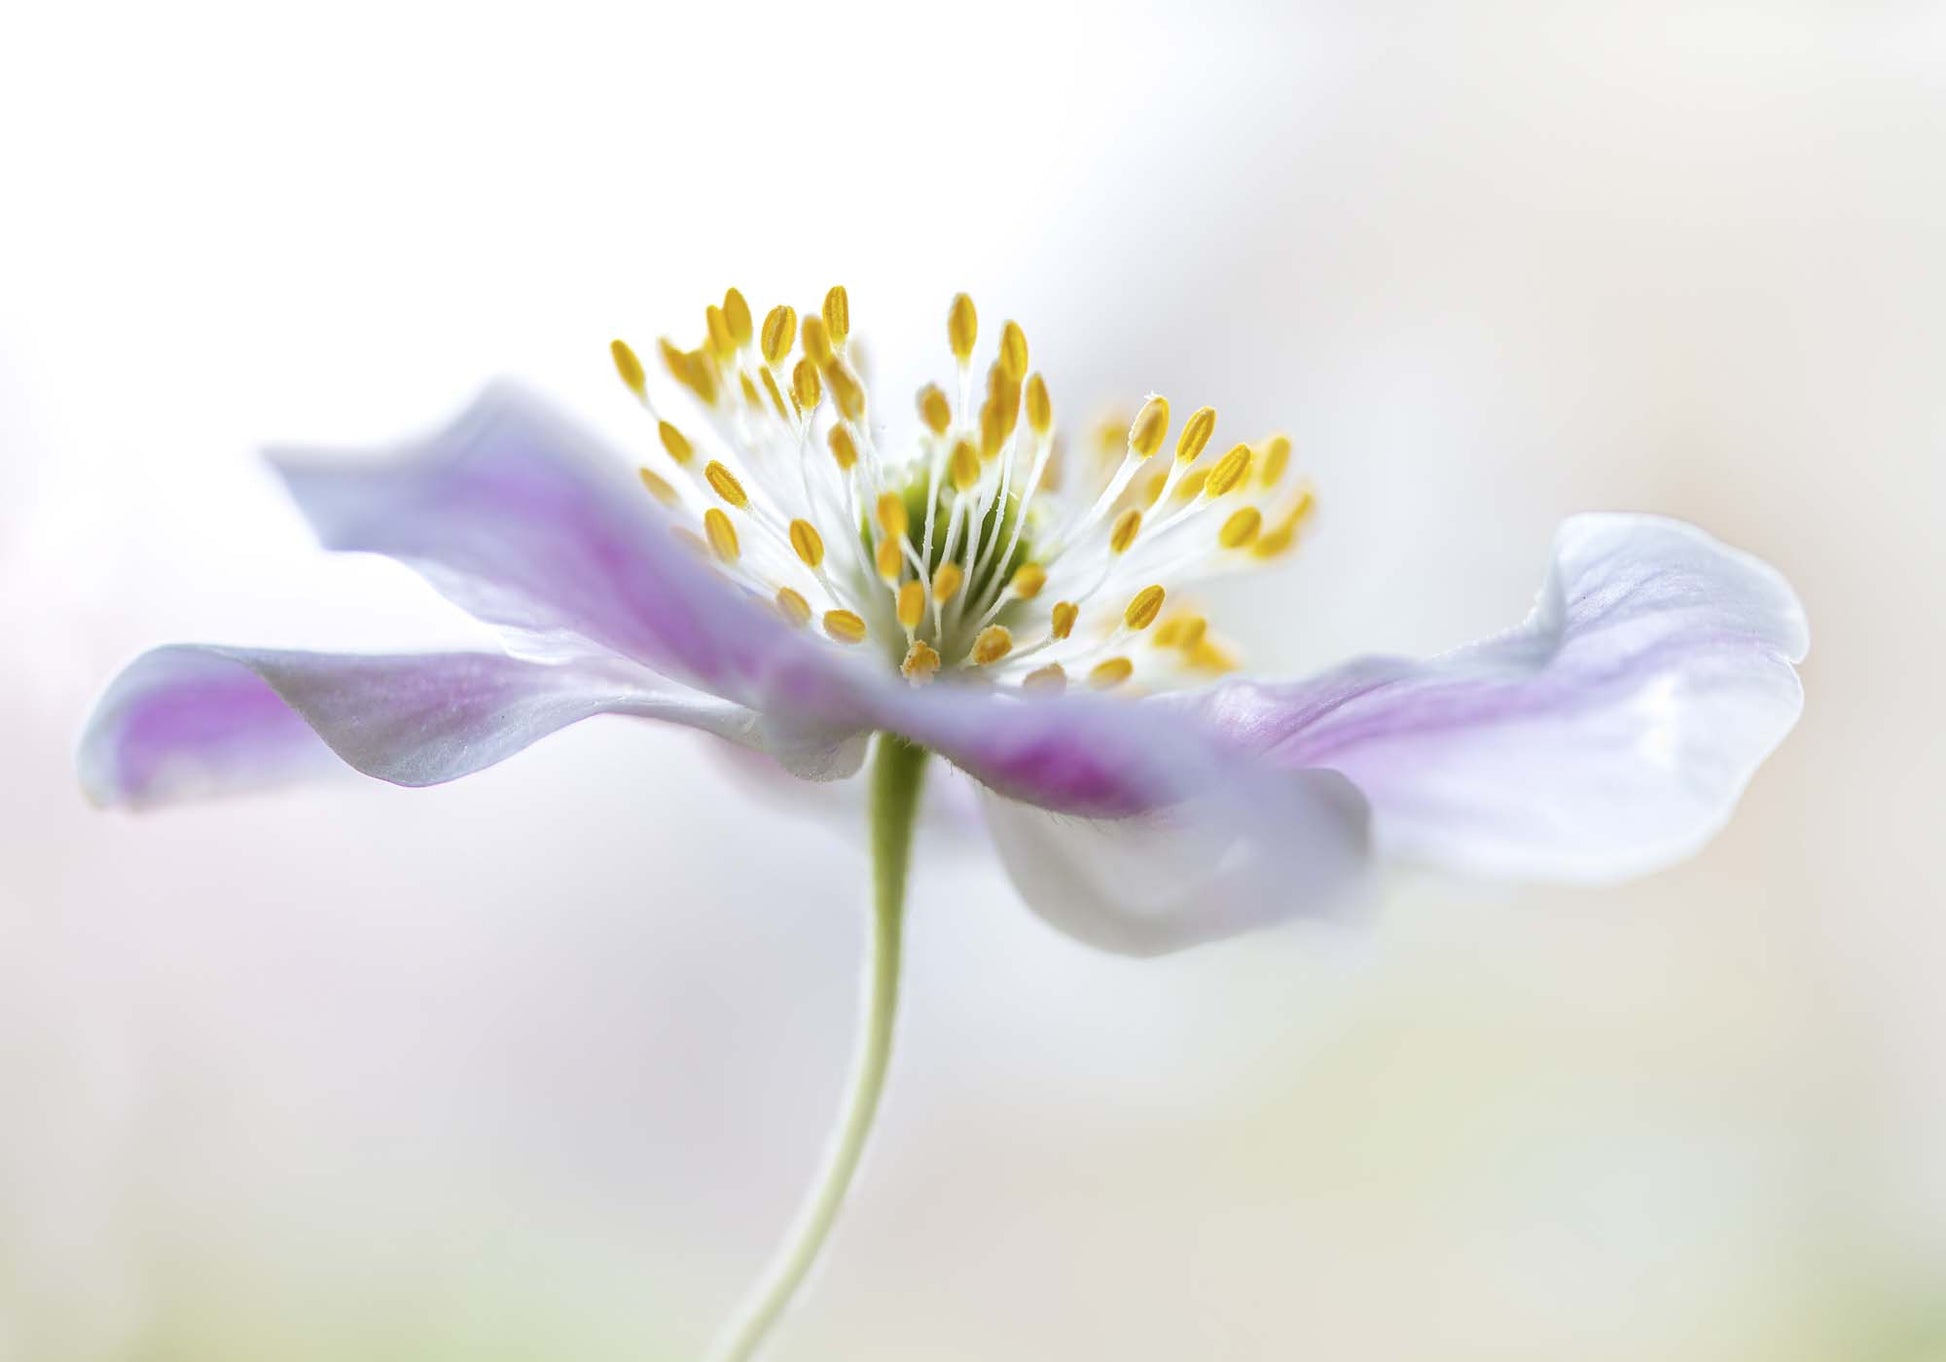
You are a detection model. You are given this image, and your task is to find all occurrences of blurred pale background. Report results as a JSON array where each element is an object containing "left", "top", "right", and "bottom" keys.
[{"left": 2, "top": 2, "right": 1942, "bottom": 1358}]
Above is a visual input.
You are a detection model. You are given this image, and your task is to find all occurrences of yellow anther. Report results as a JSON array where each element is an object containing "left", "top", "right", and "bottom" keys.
[
  {"left": 825, "top": 359, "right": 866, "bottom": 421},
  {"left": 1206, "top": 443, "right": 1253, "bottom": 497},
  {"left": 918, "top": 384, "right": 952, "bottom": 436},
  {"left": 760, "top": 305, "right": 797, "bottom": 365},
  {"left": 703, "top": 460, "right": 748, "bottom": 508},
  {"left": 1154, "top": 613, "right": 1208, "bottom": 649},
  {"left": 1176, "top": 406, "right": 1217, "bottom": 463},
  {"left": 775, "top": 586, "right": 812, "bottom": 627},
  {"left": 1088, "top": 656, "right": 1135, "bottom": 689},
  {"left": 703, "top": 507, "right": 739, "bottom": 563},
  {"left": 979, "top": 400, "right": 1009, "bottom": 461},
  {"left": 875, "top": 491, "right": 909, "bottom": 539},
  {"left": 1109, "top": 507, "right": 1143, "bottom": 554},
  {"left": 788, "top": 518, "right": 825, "bottom": 569},
  {"left": 1129, "top": 396, "right": 1170, "bottom": 459},
  {"left": 1258, "top": 433, "right": 1292, "bottom": 486},
  {"left": 1025, "top": 373, "right": 1052, "bottom": 436},
  {"left": 998, "top": 320, "right": 1029, "bottom": 381},
  {"left": 932, "top": 561, "right": 964, "bottom": 604},
  {"left": 792, "top": 358, "right": 822, "bottom": 410},
  {"left": 971, "top": 625, "right": 1014, "bottom": 665},
  {"left": 657, "top": 421, "right": 694, "bottom": 465},
  {"left": 1009, "top": 562, "right": 1047, "bottom": 599},
  {"left": 896, "top": 580, "right": 926, "bottom": 630},
  {"left": 1173, "top": 468, "right": 1209, "bottom": 502},
  {"left": 875, "top": 535, "right": 904, "bottom": 581},
  {"left": 901, "top": 639, "right": 941, "bottom": 683},
  {"left": 1187, "top": 638, "right": 1240, "bottom": 673},
  {"left": 949, "top": 438, "right": 981, "bottom": 492},
  {"left": 637, "top": 467, "right": 678, "bottom": 505},
  {"left": 1139, "top": 469, "right": 1168, "bottom": 508},
  {"left": 1253, "top": 489, "right": 1316, "bottom": 558},
  {"left": 610, "top": 339, "right": 647, "bottom": 399},
  {"left": 827, "top": 424, "right": 860, "bottom": 471},
  {"left": 800, "top": 314, "right": 833, "bottom": 368},
  {"left": 1050, "top": 600, "right": 1079, "bottom": 640},
  {"left": 1021, "top": 663, "right": 1068, "bottom": 693},
  {"left": 1219, "top": 506, "right": 1263, "bottom": 549},
  {"left": 1124, "top": 584, "right": 1166, "bottom": 631},
  {"left": 947, "top": 292, "right": 978, "bottom": 363},
  {"left": 660, "top": 340, "right": 717, "bottom": 404},
  {"left": 739, "top": 372, "right": 762, "bottom": 409},
  {"left": 822, "top": 286, "right": 850, "bottom": 342},
  {"left": 722, "top": 288, "right": 753, "bottom": 347},
  {"left": 824, "top": 609, "right": 868, "bottom": 644},
  {"left": 760, "top": 366, "right": 792, "bottom": 422},
  {"left": 705, "top": 304, "right": 735, "bottom": 360}
]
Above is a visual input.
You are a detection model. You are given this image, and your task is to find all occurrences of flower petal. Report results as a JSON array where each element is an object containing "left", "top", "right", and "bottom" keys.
[
  {"left": 979, "top": 770, "right": 1370, "bottom": 956},
  {"left": 864, "top": 684, "right": 1374, "bottom": 954},
  {"left": 1180, "top": 513, "right": 1807, "bottom": 882},
  {"left": 269, "top": 383, "right": 878, "bottom": 719},
  {"left": 77, "top": 644, "right": 797, "bottom": 809}
]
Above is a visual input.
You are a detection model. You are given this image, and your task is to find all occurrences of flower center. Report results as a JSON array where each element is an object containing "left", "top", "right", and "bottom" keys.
[{"left": 610, "top": 288, "right": 1317, "bottom": 693}]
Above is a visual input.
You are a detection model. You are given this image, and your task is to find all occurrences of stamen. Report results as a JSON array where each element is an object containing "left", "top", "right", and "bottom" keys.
[
  {"left": 792, "top": 359, "right": 822, "bottom": 410},
  {"left": 824, "top": 609, "right": 868, "bottom": 644},
  {"left": 875, "top": 537, "right": 904, "bottom": 581},
  {"left": 823, "top": 286, "right": 851, "bottom": 343},
  {"left": 705, "top": 305, "right": 736, "bottom": 359},
  {"left": 901, "top": 639, "right": 941, "bottom": 682},
  {"left": 1176, "top": 406, "right": 1216, "bottom": 463},
  {"left": 1022, "top": 663, "right": 1067, "bottom": 693},
  {"left": 611, "top": 339, "right": 647, "bottom": 399},
  {"left": 704, "top": 461, "right": 749, "bottom": 508},
  {"left": 875, "top": 492, "right": 908, "bottom": 540},
  {"left": 703, "top": 508, "right": 740, "bottom": 563},
  {"left": 1025, "top": 374, "right": 1052, "bottom": 435},
  {"left": 999, "top": 321, "right": 1029, "bottom": 382},
  {"left": 801, "top": 315, "right": 834, "bottom": 368},
  {"left": 825, "top": 359, "right": 866, "bottom": 421},
  {"left": 1129, "top": 396, "right": 1170, "bottom": 459},
  {"left": 1109, "top": 508, "right": 1143, "bottom": 554},
  {"left": 932, "top": 562, "right": 964, "bottom": 604},
  {"left": 722, "top": 289, "right": 754, "bottom": 348},
  {"left": 1219, "top": 506, "right": 1262, "bottom": 549},
  {"left": 828, "top": 425, "right": 860, "bottom": 471},
  {"left": 949, "top": 439, "right": 981, "bottom": 492},
  {"left": 1259, "top": 433, "right": 1292, "bottom": 487},
  {"left": 658, "top": 422, "right": 695, "bottom": 465},
  {"left": 896, "top": 581, "right": 926, "bottom": 630},
  {"left": 971, "top": 625, "right": 1013, "bottom": 665},
  {"left": 1009, "top": 563, "right": 1047, "bottom": 599},
  {"left": 1206, "top": 444, "right": 1253, "bottom": 497},
  {"left": 948, "top": 293, "right": 978, "bottom": 363},
  {"left": 1088, "top": 656, "right": 1135, "bottom": 689},
  {"left": 788, "top": 519, "right": 826, "bottom": 569},
  {"left": 918, "top": 385, "right": 952, "bottom": 436},
  {"left": 761, "top": 306, "right": 797, "bottom": 365},
  {"left": 1124, "top": 585, "right": 1166, "bottom": 631},
  {"left": 1050, "top": 601, "right": 1078, "bottom": 640},
  {"left": 637, "top": 468, "right": 678, "bottom": 505},
  {"left": 760, "top": 367, "right": 792, "bottom": 422},
  {"left": 1154, "top": 613, "right": 1207, "bottom": 649},
  {"left": 775, "top": 587, "right": 812, "bottom": 627}
]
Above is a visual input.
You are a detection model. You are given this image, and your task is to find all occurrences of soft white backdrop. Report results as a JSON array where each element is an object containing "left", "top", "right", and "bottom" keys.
[{"left": 3, "top": 3, "right": 1942, "bottom": 1358}]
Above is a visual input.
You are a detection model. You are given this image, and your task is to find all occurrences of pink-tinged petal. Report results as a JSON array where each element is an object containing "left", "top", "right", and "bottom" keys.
[
  {"left": 76, "top": 644, "right": 807, "bottom": 809},
  {"left": 863, "top": 685, "right": 1374, "bottom": 955},
  {"left": 269, "top": 384, "right": 877, "bottom": 718},
  {"left": 979, "top": 771, "right": 1370, "bottom": 956},
  {"left": 1180, "top": 514, "right": 1807, "bottom": 882}
]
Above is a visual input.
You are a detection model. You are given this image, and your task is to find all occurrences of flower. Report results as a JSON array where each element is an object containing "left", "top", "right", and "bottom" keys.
[
  {"left": 76, "top": 287, "right": 1808, "bottom": 1359},
  {"left": 80, "top": 287, "right": 1806, "bottom": 955}
]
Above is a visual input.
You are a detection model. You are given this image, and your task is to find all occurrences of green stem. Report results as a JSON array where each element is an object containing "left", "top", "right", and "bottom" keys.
[{"left": 706, "top": 734, "right": 929, "bottom": 1362}]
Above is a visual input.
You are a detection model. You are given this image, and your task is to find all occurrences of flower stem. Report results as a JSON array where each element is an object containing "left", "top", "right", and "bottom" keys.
[{"left": 706, "top": 734, "right": 929, "bottom": 1362}]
